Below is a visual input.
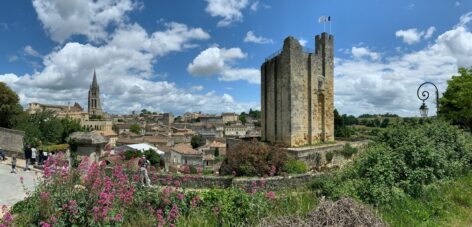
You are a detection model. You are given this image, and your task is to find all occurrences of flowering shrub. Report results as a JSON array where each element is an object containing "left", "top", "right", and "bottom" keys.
[{"left": 9, "top": 152, "right": 279, "bottom": 226}]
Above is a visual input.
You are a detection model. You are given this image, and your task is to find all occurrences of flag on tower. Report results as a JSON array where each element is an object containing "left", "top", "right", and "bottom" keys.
[{"left": 318, "top": 16, "right": 331, "bottom": 23}]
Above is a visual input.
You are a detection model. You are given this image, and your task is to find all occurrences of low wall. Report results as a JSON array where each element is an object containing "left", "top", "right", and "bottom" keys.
[
  {"left": 153, "top": 173, "right": 319, "bottom": 190},
  {"left": 154, "top": 174, "right": 233, "bottom": 189},
  {"left": 0, "top": 127, "right": 25, "bottom": 154},
  {"left": 287, "top": 140, "right": 369, "bottom": 167}
]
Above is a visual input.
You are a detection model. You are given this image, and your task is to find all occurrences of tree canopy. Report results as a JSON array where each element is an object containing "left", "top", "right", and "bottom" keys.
[
  {"left": 439, "top": 67, "right": 472, "bottom": 131},
  {"left": 0, "top": 82, "right": 22, "bottom": 128}
]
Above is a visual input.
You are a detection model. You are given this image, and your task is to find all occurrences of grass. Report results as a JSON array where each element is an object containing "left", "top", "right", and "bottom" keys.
[
  {"left": 177, "top": 187, "right": 318, "bottom": 226},
  {"left": 379, "top": 171, "right": 472, "bottom": 227}
]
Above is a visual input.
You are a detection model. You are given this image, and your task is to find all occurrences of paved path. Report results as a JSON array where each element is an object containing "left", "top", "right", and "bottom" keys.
[{"left": 0, "top": 162, "right": 39, "bottom": 207}]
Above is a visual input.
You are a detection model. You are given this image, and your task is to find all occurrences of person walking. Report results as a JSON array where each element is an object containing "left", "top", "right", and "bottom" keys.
[
  {"left": 31, "top": 146, "right": 37, "bottom": 165},
  {"left": 11, "top": 154, "right": 17, "bottom": 174},
  {"left": 138, "top": 154, "right": 151, "bottom": 187},
  {"left": 24, "top": 144, "right": 32, "bottom": 171}
]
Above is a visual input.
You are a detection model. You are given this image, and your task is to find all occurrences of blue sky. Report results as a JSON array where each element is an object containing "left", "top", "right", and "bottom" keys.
[{"left": 0, "top": 0, "right": 470, "bottom": 116}]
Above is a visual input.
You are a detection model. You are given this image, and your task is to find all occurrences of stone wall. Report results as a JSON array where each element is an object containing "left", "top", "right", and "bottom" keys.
[
  {"left": 0, "top": 127, "right": 25, "bottom": 154},
  {"left": 153, "top": 173, "right": 320, "bottom": 191},
  {"left": 154, "top": 174, "right": 233, "bottom": 189}
]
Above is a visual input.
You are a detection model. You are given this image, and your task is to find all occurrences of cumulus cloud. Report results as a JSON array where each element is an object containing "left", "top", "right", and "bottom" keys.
[
  {"left": 395, "top": 26, "right": 436, "bottom": 44},
  {"left": 335, "top": 12, "right": 472, "bottom": 116},
  {"left": 191, "top": 85, "right": 204, "bottom": 91},
  {"left": 351, "top": 47, "right": 380, "bottom": 61},
  {"left": 32, "top": 0, "right": 135, "bottom": 42},
  {"left": 244, "top": 31, "right": 274, "bottom": 44},
  {"left": 187, "top": 47, "right": 260, "bottom": 84},
  {"left": 23, "top": 45, "right": 42, "bottom": 57},
  {"left": 0, "top": 8, "right": 256, "bottom": 115},
  {"left": 298, "top": 38, "right": 308, "bottom": 47},
  {"left": 205, "top": 0, "right": 250, "bottom": 27},
  {"left": 250, "top": 1, "right": 259, "bottom": 11}
]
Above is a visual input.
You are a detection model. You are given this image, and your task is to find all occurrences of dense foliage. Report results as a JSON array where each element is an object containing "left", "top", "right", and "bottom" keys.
[
  {"left": 0, "top": 82, "right": 22, "bottom": 128},
  {"left": 12, "top": 111, "right": 81, "bottom": 146},
  {"left": 123, "top": 149, "right": 161, "bottom": 168},
  {"left": 439, "top": 67, "right": 472, "bottom": 131},
  {"left": 311, "top": 120, "right": 472, "bottom": 205},
  {"left": 220, "top": 141, "right": 287, "bottom": 177},
  {"left": 283, "top": 158, "right": 309, "bottom": 174},
  {"left": 190, "top": 134, "right": 205, "bottom": 149},
  {"left": 129, "top": 124, "right": 141, "bottom": 134}
]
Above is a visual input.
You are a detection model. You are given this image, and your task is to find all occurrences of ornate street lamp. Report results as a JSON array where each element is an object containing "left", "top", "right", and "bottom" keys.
[{"left": 417, "top": 82, "right": 439, "bottom": 117}]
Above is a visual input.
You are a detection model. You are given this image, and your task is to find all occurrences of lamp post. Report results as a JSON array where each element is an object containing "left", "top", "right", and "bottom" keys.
[{"left": 417, "top": 82, "right": 439, "bottom": 117}]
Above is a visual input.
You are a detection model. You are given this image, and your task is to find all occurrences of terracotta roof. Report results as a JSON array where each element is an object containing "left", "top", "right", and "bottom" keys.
[
  {"left": 116, "top": 137, "right": 143, "bottom": 144},
  {"left": 143, "top": 136, "right": 169, "bottom": 143},
  {"left": 157, "top": 145, "right": 172, "bottom": 153},
  {"left": 172, "top": 143, "right": 201, "bottom": 155}
]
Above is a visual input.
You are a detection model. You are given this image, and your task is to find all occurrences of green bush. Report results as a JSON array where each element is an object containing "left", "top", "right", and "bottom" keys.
[
  {"left": 325, "top": 151, "right": 334, "bottom": 163},
  {"left": 307, "top": 153, "right": 322, "bottom": 167},
  {"left": 219, "top": 141, "right": 287, "bottom": 177},
  {"left": 338, "top": 143, "right": 358, "bottom": 158},
  {"left": 283, "top": 158, "right": 308, "bottom": 174},
  {"left": 310, "top": 120, "right": 472, "bottom": 205},
  {"left": 124, "top": 150, "right": 140, "bottom": 160},
  {"left": 144, "top": 149, "right": 160, "bottom": 167}
]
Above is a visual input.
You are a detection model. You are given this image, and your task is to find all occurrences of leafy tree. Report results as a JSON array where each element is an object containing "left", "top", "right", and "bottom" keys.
[
  {"left": 61, "top": 117, "right": 82, "bottom": 143},
  {"left": 129, "top": 124, "right": 141, "bottom": 134},
  {"left": 0, "top": 82, "right": 23, "bottom": 128},
  {"left": 191, "top": 134, "right": 205, "bottom": 149},
  {"left": 239, "top": 112, "right": 247, "bottom": 124},
  {"left": 439, "top": 67, "right": 472, "bottom": 131},
  {"left": 13, "top": 110, "right": 63, "bottom": 146}
]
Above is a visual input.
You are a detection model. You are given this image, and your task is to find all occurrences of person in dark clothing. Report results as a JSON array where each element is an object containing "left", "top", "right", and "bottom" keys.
[
  {"left": 0, "top": 148, "right": 6, "bottom": 161},
  {"left": 24, "top": 144, "right": 32, "bottom": 171}
]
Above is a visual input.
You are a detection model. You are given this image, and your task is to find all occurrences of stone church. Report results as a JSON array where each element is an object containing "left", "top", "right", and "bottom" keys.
[{"left": 261, "top": 32, "right": 334, "bottom": 147}]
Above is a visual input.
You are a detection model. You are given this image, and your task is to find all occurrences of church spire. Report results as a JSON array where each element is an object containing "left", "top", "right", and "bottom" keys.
[{"left": 91, "top": 70, "right": 98, "bottom": 89}]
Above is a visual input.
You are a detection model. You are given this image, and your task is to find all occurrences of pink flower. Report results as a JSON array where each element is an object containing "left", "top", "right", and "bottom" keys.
[
  {"left": 177, "top": 193, "right": 184, "bottom": 200},
  {"left": 40, "top": 192, "right": 50, "bottom": 201},
  {"left": 173, "top": 180, "right": 181, "bottom": 187},
  {"left": 2, "top": 212, "right": 13, "bottom": 225},
  {"left": 270, "top": 166, "right": 276, "bottom": 176},
  {"left": 39, "top": 221, "right": 50, "bottom": 227},
  {"left": 114, "top": 213, "right": 123, "bottom": 222},
  {"left": 212, "top": 206, "right": 220, "bottom": 215},
  {"left": 266, "top": 191, "right": 276, "bottom": 201},
  {"left": 19, "top": 176, "right": 24, "bottom": 184}
]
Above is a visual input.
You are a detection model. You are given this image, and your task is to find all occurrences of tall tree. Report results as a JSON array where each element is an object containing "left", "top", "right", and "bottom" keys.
[
  {"left": 439, "top": 67, "right": 472, "bottom": 131},
  {"left": 0, "top": 82, "right": 22, "bottom": 128}
]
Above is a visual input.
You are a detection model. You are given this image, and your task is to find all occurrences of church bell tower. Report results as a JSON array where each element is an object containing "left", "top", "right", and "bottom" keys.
[{"left": 88, "top": 70, "right": 103, "bottom": 117}]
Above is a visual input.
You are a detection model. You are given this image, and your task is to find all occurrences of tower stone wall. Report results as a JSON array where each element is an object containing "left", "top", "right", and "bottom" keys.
[{"left": 261, "top": 32, "right": 334, "bottom": 147}]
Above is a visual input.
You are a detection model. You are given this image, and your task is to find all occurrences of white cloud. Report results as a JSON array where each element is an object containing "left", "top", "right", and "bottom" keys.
[
  {"left": 205, "top": 0, "right": 250, "bottom": 27},
  {"left": 8, "top": 55, "right": 18, "bottom": 62},
  {"left": 23, "top": 45, "right": 42, "bottom": 57},
  {"left": 335, "top": 12, "right": 472, "bottom": 116},
  {"left": 191, "top": 85, "right": 204, "bottom": 91},
  {"left": 244, "top": 31, "right": 274, "bottom": 44},
  {"left": 351, "top": 47, "right": 380, "bottom": 61},
  {"left": 0, "top": 18, "right": 257, "bottom": 114},
  {"left": 250, "top": 1, "right": 259, "bottom": 11},
  {"left": 298, "top": 38, "right": 307, "bottom": 47},
  {"left": 407, "top": 3, "right": 415, "bottom": 9},
  {"left": 110, "top": 22, "right": 210, "bottom": 56},
  {"left": 395, "top": 26, "right": 436, "bottom": 44},
  {"left": 32, "top": 0, "right": 135, "bottom": 42},
  {"left": 424, "top": 26, "right": 436, "bottom": 39},
  {"left": 455, "top": 1, "right": 461, "bottom": 7},
  {"left": 187, "top": 46, "right": 260, "bottom": 84},
  {"left": 0, "top": 22, "right": 7, "bottom": 30}
]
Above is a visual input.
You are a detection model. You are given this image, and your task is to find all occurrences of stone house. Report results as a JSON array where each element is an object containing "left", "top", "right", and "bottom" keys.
[
  {"left": 69, "top": 131, "right": 108, "bottom": 162},
  {"left": 221, "top": 112, "right": 239, "bottom": 124},
  {"left": 224, "top": 125, "right": 249, "bottom": 137},
  {"left": 170, "top": 143, "right": 202, "bottom": 166}
]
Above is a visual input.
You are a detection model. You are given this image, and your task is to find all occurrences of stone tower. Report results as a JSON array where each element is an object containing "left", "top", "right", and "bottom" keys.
[
  {"left": 88, "top": 71, "right": 103, "bottom": 117},
  {"left": 261, "top": 32, "right": 334, "bottom": 147}
]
